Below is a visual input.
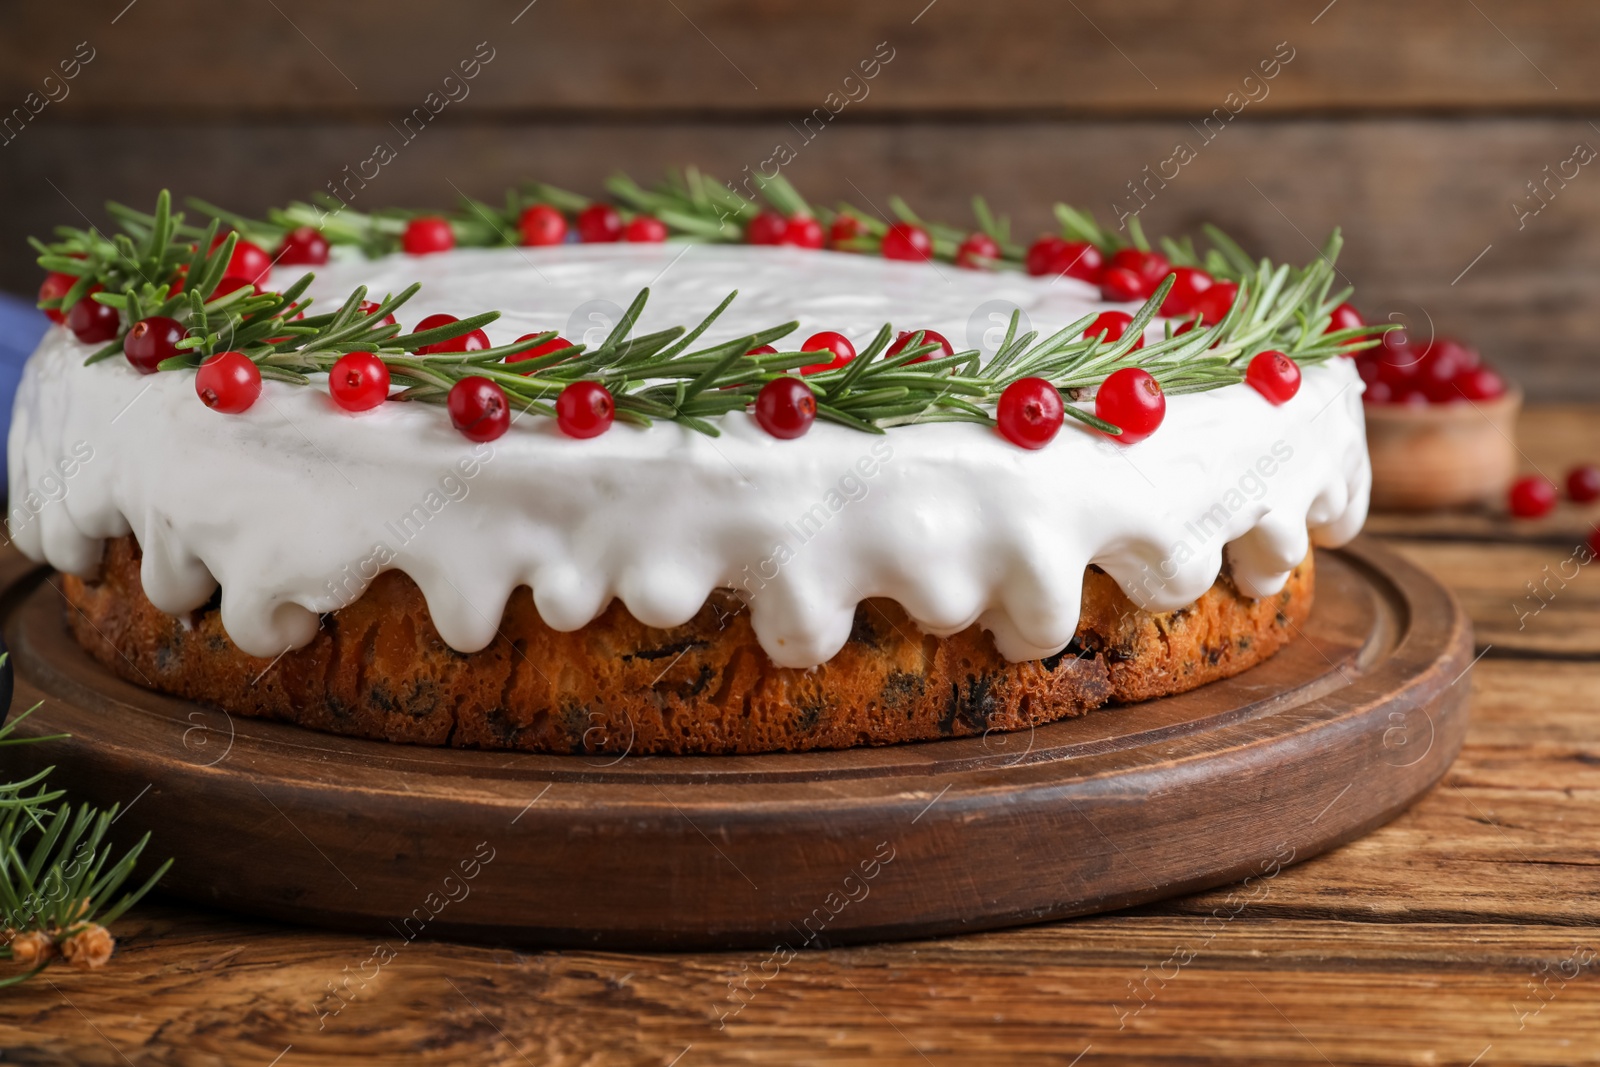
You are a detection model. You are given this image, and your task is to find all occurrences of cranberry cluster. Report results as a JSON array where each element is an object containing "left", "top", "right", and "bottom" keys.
[
  {"left": 1353, "top": 333, "right": 1506, "bottom": 406},
  {"left": 1508, "top": 466, "right": 1600, "bottom": 520},
  {"left": 1022, "top": 239, "right": 1239, "bottom": 324}
]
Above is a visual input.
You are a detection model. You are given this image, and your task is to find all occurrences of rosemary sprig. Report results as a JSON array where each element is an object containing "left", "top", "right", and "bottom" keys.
[{"left": 32, "top": 179, "right": 1384, "bottom": 439}]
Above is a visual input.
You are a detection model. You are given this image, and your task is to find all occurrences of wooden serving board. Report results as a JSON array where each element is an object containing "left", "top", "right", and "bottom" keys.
[{"left": 0, "top": 538, "right": 1471, "bottom": 950}]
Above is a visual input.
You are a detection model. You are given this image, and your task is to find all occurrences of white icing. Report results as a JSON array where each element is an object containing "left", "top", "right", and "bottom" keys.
[{"left": 7, "top": 245, "right": 1369, "bottom": 668}]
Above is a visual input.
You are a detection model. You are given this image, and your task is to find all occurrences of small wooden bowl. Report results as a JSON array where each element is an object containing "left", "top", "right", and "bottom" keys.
[{"left": 1365, "top": 385, "right": 1522, "bottom": 511}]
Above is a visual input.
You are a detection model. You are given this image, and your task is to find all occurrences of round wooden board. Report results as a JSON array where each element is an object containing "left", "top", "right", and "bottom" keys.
[{"left": 0, "top": 538, "right": 1471, "bottom": 950}]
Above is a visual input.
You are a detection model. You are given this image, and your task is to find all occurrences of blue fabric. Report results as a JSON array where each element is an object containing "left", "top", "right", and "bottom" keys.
[{"left": 0, "top": 292, "right": 49, "bottom": 481}]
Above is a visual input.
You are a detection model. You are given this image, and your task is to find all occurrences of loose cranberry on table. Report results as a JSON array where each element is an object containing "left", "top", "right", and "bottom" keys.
[
  {"left": 1159, "top": 267, "right": 1214, "bottom": 317},
  {"left": 1567, "top": 464, "right": 1600, "bottom": 503},
  {"left": 556, "top": 381, "right": 615, "bottom": 438},
  {"left": 518, "top": 204, "right": 568, "bottom": 247},
  {"left": 887, "top": 329, "right": 954, "bottom": 364},
  {"left": 123, "top": 316, "right": 188, "bottom": 374},
  {"left": 328, "top": 352, "right": 391, "bottom": 412},
  {"left": 1083, "top": 310, "right": 1142, "bottom": 349},
  {"left": 996, "top": 377, "right": 1064, "bottom": 450},
  {"left": 881, "top": 222, "right": 933, "bottom": 262},
  {"left": 754, "top": 377, "right": 817, "bottom": 439},
  {"left": 576, "top": 203, "right": 623, "bottom": 243},
  {"left": 195, "top": 351, "right": 262, "bottom": 414},
  {"left": 1246, "top": 350, "right": 1301, "bottom": 405},
  {"left": 1095, "top": 367, "right": 1166, "bottom": 444},
  {"left": 67, "top": 293, "right": 119, "bottom": 344},
  {"left": 448, "top": 377, "right": 510, "bottom": 441},
  {"left": 955, "top": 233, "right": 1000, "bottom": 270},
  {"left": 412, "top": 313, "right": 490, "bottom": 354},
  {"left": 799, "top": 331, "right": 856, "bottom": 374},
  {"left": 402, "top": 216, "right": 455, "bottom": 255},
  {"left": 1508, "top": 475, "right": 1557, "bottom": 519},
  {"left": 275, "top": 227, "right": 330, "bottom": 266}
]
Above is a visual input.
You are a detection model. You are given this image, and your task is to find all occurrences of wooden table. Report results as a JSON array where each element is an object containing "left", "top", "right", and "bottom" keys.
[{"left": 4, "top": 408, "right": 1599, "bottom": 1066}]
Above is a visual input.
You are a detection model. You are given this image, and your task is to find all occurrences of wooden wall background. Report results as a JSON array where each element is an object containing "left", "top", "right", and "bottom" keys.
[{"left": 2, "top": 0, "right": 1597, "bottom": 398}]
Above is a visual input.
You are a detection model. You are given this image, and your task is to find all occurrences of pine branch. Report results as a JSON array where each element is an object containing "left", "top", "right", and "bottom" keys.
[{"left": 0, "top": 656, "right": 169, "bottom": 985}]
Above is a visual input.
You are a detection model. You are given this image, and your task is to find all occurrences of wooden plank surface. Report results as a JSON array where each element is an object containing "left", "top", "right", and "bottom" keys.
[
  {"left": 1, "top": 408, "right": 1598, "bottom": 1064},
  {"left": 1, "top": 0, "right": 1595, "bottom": 115}
]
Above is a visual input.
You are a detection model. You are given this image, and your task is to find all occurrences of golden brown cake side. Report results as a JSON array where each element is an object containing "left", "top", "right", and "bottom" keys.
[{"left": 61, "top": 535, "right": 1313, "bottom": 755}]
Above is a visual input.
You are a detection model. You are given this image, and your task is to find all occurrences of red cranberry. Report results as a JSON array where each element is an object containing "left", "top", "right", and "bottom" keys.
[
  {"left": 1508, "top": 475, "right": 1557, "bottom": 519},
  {"left": 518, "top": 204, "right": 567, "bottom": 246},
  {"left": 1452, "top": 366, "right": 1506, "bottom": 401},
  {"left": 1191, "top": 281, "right": 1238, "bottom": 325},
  {"left": 1567, "top": 465, "right": 1600, "bottom": 503},
  {"left": 881, "top": 222, "right": 932, "bottom": 262},
  {"left": 1108, "top": 248, "right": 1170, "bottom": 288},
  {"left": 828, "top": 215, "right": 864, "bottom": 246},
  {"left": 1025, "top": 236, "right": 1066, "bottom": 277},
  {"left": 887, "top": 329, "right": 954, "bottom": 364},
  {"left": 276, "top": 227, "right": 330, "bottom": 266},
  {"left": 955, "top": 233, "right": 1000, "bottom": 270},
  {"left": 784, "top": 216, "right": 825, "bottom": 249},
  {"left": 123, "top": 316, "right": 188, "bottom": 374},
  {"left": 67, "top": 294, "right": 119, "bottom": 344},
  {"left": 1099, "top": 266, "right": 1147, "bottom": 303},
  {"left": 1025, "top": 237, "right": 1103, "bottom": 282},
  {"left": 996, "top": 378, "right": 1064, "bottom": 449},
  {"left": 216, "top": 238, "right": 274, "bottom": 284},
  {"left": 38, "top": 271, "right": 76, "bottom": 323},
  {"left": 1160, "top": 267, "right": 1214, "bottom": 317},
  {"left": 413, "top": 313, "right": 490, "bottom": 355},
  {"left": 1095, "top": 367, "right": 1165, "bottom": 444},
  {"left": 1245, "top": 350, "right": 1302, "bottom": 404},
  {"left": 799, "top": 331, "right": 856, "bottom": 374},
  {"left": 753, "top": 377, "right": 817, "bottom": 439},
  {"left": 402, "top": 217, "right": 455, "bottom": 255},
  {"left": 576, "top": 203, "right": 623, "bottom": 243},
  {"left": 211, "top": 276, "right": 261, "bottom": 300},
  {"left": 556, "top": 381, "right": 615, "bottom": 438},
  {"left": 624, "top": 216, "right": 668, "bottom": 243},
  {"left": 1055, "top": 241, "right": 1106, "bottom": 282},
  {"left": 195, "top": 351, "right": 262, "bottom": 414},
  {"left": 359, "top": 300, "right": 397, "bottom": 326},
  {"left": 508, "top": 334, "right": 573, "bottom": 368},
  {"left": 1083, "top": 310, "right": 1143, "bottom": 349},
  {"left": 1327, "top": 302, "right": 1363, "bottom": 333},
  {"left": 447, "top": 376, "right": 510, "bottom": 441},
  {"left": 1364, "top": 380, "right": 1394, "bottom": 404},
  {"left": 746, "top": 211, "right": 788, "bottom": 246},
  {"left": 328, "top": 351, "right": 391, "bottom": 411}
]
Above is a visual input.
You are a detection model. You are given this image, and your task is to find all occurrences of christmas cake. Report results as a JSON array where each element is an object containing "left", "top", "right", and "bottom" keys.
[{"left": 10, "top": 173, "right": 1373, "bottom": 754}]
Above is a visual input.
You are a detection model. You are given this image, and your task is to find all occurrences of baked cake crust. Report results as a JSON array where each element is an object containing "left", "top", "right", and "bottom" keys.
[{"left": 61, "top": 535, "right": 1313, "bottom": 755}]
